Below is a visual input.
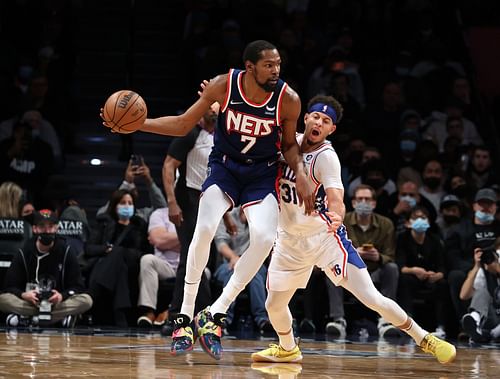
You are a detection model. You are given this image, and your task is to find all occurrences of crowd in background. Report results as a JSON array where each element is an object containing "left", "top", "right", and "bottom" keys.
[{"left": 0, "top": 0, "right": 499, "bottom": 341}]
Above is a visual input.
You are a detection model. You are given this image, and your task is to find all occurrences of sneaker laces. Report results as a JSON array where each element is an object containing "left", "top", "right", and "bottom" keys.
[{"left": 421, "top": 335, "right": 437, "bottom": 353}]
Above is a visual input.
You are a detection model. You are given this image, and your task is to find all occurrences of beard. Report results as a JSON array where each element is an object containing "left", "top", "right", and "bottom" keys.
[{"left": 256, "top": 78, "right": 277, "bottom": 93}]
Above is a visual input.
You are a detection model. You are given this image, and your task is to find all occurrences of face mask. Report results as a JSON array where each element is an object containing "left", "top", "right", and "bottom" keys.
[
  {"left": 117, "top": 205, "right": 134, "bottom": 219},
  {"left": 423, "top": 177, "right": 441, "bottom": 190},
  {"left": 411, "top": 218, "right": 430, "bottom": 233},
  {"left": 37, "top": 232, "right": 56, "bottom": 246},
  {"left": 400, "top": 139, "right": 417, "bottom": 153},
  {"left": 475, "top": 210, "right": 494, "bottom": 224},
  {"left": 400, "top": 195, "right": 417, "bottom": 208},
  {"left": 365, "top": 178, "right": 384, "bottom": 190},
  {"left": 452, "top": 184, "right": 468, "bottom": 198},
  {"left": 443, "top": 215, "right": 460, "bottom": 225},
  {"left": 354, "top": 201, "right": 374, "bottom": 216}
]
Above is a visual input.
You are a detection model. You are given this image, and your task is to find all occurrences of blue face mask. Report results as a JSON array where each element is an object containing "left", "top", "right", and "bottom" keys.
[
  {"left": 411, "top": 217, "right": 430, "bottom": 233},
  {"left": 475, "top": 210, "right": 494, "bottom": 224},
  {"left": 400, "top": 139, "right": 417, "bottom": 153},
  {"left": 354, "top": 201, "right": 374, "bottom": 216},
  {"left": 117, "top": 205, "right": 134, "bottom": 219},
  {"left": 400, "top": 195, "right": 417, "bottom": 208}
]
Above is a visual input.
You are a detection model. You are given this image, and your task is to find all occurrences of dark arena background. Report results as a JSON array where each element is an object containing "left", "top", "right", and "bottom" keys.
[{"left": 0, "top": 1, "right": 499, "bottom": 378}]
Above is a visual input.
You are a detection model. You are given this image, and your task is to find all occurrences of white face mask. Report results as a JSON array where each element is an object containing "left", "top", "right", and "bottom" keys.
[{"left": 354, "top": 201, "right": 374, "bottom": 216}]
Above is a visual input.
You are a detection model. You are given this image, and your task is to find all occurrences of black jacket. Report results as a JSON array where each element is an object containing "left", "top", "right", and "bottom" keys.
[{"left": 2, "top": 237, "right": 87, "bottom": 300}]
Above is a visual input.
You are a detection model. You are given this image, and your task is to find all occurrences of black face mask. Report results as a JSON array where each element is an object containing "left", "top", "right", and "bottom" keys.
[
  {"left": 452, "top": 184, "right": 469, "bottom": 199},
  {"left": 37, "top": 233, "right": 56, "bottom": 246},
  {"left": 423, "top": 177, "right": 441, "bottom": 190},
  {"left": 365, "top": 178, "right": 385, "bottom": 190},
  {"left": 443, "top": 215, "right": 460, "bottom": 225}
]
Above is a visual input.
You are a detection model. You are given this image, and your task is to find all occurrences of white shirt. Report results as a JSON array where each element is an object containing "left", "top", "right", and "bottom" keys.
[
  {"left": 148, "top": 208, "right": 179, "bottom": 270},
  {"left": 279, "top": 134, "right": 344, "bottom": 236},
  {"left": 186, "top": 129, "right": 214, "bottom": 190}
]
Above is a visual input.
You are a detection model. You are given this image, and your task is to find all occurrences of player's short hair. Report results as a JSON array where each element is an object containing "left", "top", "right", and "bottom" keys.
[
  {"left": 307, "top": 95, "right": 344, "bottom": 124},
  {"left": 243, "top": 40, "right": 278, "bottom": 64}
]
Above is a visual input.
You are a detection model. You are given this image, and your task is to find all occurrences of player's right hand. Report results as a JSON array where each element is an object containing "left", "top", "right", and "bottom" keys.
[
  {"left": 197, "top": 79, "right": 210, "bottom": 97},
  {"left": 100, "top": 108, "right": 116, "bottom": 132},
  {"left": 295, "top": 173, "right": 314, "bottom": 215}
]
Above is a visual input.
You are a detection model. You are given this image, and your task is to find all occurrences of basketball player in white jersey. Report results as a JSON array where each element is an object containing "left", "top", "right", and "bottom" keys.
[{"left": 251, "top": 95, "right": 456, "bottom": 365}]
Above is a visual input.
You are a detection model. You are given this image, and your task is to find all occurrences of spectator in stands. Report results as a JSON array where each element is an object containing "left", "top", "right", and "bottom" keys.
[
  {"left": 423, "top": 98, "right": 483, "bottom": 152},
  {"left": 162, "top": 104, "right": 222, "bottom": 324},
  {"left": 445, "top": 171, "right": 474, "bottom": 212},
  {"left": 396, "top": 206, "right": 449, "bottom": 338},
  {"left": 465, "top": 145, "right": 499, "bottom": 193},
  {"left": 387, "top": 180, "right": 437, "bottom": 235},
  {"left": 0, "top": 182, "right": 32, "bottom": 260},
  {"left": 137, "top": 207, "right": 180, "bottom": 327},
  {"left": 213, "top": 206, "right": 272, "bottom": 335},
  {"left": 436, "top": 194, "right": 462, "bottom": 240},
  {"left": 0, "top": 209, "right": 92, "bottom": 327},
  {"left": 97, "top": 156, "right": 167, "bottom": 222},
  {"left": 459, "top": 238, "right": 500, "bottom": 342},
  {"left": 351, "top": 158, "right": 396, "bottom": 216},
  {"left": 418, "top": 159, "right": 446, "bottom": 214},
  {"left": 85, "top": 189, "right": 151, "bottom": 327},
  {"left": 445, "top": 188, "right": 500, "bottom": 324},
  {"left": 0, "top": 110, "right": 61, "bottom": 161},
  {"left": 0, "top": 120, "right": 55, "bottom": 207},
  {"left": 326, "top": 185, "right": 399, "bottom": 338}
]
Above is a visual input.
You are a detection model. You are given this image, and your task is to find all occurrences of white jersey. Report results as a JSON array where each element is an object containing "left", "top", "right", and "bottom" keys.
[{"left": 278, "top": 134, "right": 344, "bottom": 236}]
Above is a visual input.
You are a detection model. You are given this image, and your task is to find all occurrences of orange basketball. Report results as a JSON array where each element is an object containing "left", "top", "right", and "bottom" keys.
[{"left": 103, "top": 90, "right": 147, "bottom": 133}]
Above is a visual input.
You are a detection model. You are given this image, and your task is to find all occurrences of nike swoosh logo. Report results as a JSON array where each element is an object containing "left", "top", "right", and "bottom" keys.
[
  {"left": 230, "top": 100, "right": 243, "bottom": 105},
  {"left": 266, "top": 106, "right": 276, "bottom": 111}
]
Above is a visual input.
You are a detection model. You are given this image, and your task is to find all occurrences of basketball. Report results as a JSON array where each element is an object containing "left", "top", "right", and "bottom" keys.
[{"left": 102, "top": 90, "right": 147, "bottom": 133}]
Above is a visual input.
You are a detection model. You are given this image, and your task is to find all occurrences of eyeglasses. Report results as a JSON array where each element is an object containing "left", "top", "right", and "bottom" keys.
[{"left": 354, "top": 197, "right": 373, "bottom": 201}]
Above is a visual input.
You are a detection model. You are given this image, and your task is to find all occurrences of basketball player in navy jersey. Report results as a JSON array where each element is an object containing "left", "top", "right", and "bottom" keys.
[{"left": 102, "top": 40, "right": 314, "bottom": 360}]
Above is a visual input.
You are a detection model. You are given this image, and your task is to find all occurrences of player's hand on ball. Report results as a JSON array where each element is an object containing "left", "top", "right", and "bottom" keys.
[{"left": 197, "top": 79, "right": 210, "bottom": 97}]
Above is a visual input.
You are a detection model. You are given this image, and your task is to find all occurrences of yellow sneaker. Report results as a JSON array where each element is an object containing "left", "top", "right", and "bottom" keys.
[
  {"left": 252, "top": 343, "right": 303, "bottom": 363},
  {"left": 419, "top": 333, "right": 456, "bottom": 364},
  {"left": 251, "top": 362, "right": 302, "bottom": 376}
]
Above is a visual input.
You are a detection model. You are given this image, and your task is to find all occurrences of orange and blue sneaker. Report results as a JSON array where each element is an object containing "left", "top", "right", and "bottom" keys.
[
  {"left": 170, "top": 314, "right": 196, "bottom": 356},
  {"left": 195, "top": 307, "right": 226, "bottom": 360}
]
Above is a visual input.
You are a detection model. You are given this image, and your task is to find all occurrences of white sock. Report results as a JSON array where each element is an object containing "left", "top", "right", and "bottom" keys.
[
  {"left": 398, "top": 317, "right": 428, "bottom": 345},
  {"left": 278, "top": 329, "right": 296, "bottom": 351},
  {"left": 180, "top": 280, "right": 200, "bottom": 320}
]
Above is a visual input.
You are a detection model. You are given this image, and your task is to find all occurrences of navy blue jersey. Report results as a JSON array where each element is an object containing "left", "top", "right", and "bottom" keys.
[{"left": 215, "top": 69, "right": 287, "bottom": 162}]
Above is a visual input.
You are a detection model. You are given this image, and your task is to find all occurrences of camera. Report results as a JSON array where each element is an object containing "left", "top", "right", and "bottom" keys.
[
  {"left": 480, "top": 246, "right": 499, "bottom": 265},
  {"left": 38, "top": 278, "right": 55, "bottom": 322}
]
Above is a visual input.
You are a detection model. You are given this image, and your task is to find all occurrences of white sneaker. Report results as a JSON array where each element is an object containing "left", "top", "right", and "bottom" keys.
[
  {"left": 432, "top": 325, "right": 446, "bottom": 339},
  {"left": 325, "top": 318, "right": 346, "bottom": 338},
  {"left": 6, "top": 314, "right": 19, "bottom": 327},
  {"left": 378, "top": 318, "right": 400, "bottom": 338}
]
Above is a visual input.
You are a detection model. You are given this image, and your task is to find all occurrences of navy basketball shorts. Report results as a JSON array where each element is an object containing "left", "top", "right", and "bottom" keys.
[{"left": 201, "top": 151, "right": 279, "bottom": 207}]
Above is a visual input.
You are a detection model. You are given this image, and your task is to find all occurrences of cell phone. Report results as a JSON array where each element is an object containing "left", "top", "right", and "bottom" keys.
[
  {"left": 480, "top": 247, "right": 498, "bottom": 265},
  {"left": 362, "top": 243, "right": 374, "bottom": 249},
  {"left": 130, "top": 154, "right": 142, "bottom": 166}
]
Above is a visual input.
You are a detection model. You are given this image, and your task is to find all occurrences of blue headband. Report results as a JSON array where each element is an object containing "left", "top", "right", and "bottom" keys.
[{"left": 308, "top": 103, "right": 337, "bottom": 123}]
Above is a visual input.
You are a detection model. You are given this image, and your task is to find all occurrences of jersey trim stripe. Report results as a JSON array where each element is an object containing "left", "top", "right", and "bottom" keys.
[
  {"left": 220, "top": 69, "right": 233, "bottom": 113},
  {"left": 237, "top": 71, "right": 273, "bottom": 107},
  {"left": 276, "top": 83, "right": 287, "bottom": 126},
  {"left": 310, "top": 146, "right": 332, "bottom": 185},
  {"left": 242, "top": 199, "right": 262, "bottom": 209},
  {"left": 333, "top": 229, "right": 348, "bottom": 279}
]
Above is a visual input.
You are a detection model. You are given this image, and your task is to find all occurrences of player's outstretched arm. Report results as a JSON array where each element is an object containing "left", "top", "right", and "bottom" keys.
[
  {"left": 142, "top": 75, "right": 227, "bottom": 137},
  {"left": 280, "top": 88, "right": 314, "bottom": 214}
]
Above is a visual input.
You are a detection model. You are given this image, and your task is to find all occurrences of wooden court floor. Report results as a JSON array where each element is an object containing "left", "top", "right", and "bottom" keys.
[{"left": 0, "top": 327, "right": 498, "bottom": 378}]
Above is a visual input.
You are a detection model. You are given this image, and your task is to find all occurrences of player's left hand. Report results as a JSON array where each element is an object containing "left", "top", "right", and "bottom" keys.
[
  {"left": 197, "top": 79, "right": 210, "bottom": 97},
  {"left": 325, "top": 211, "right": 342, "bottom": 233},
  {"left": 295, "top": 173, "right": 314, "bottom": 215}
]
